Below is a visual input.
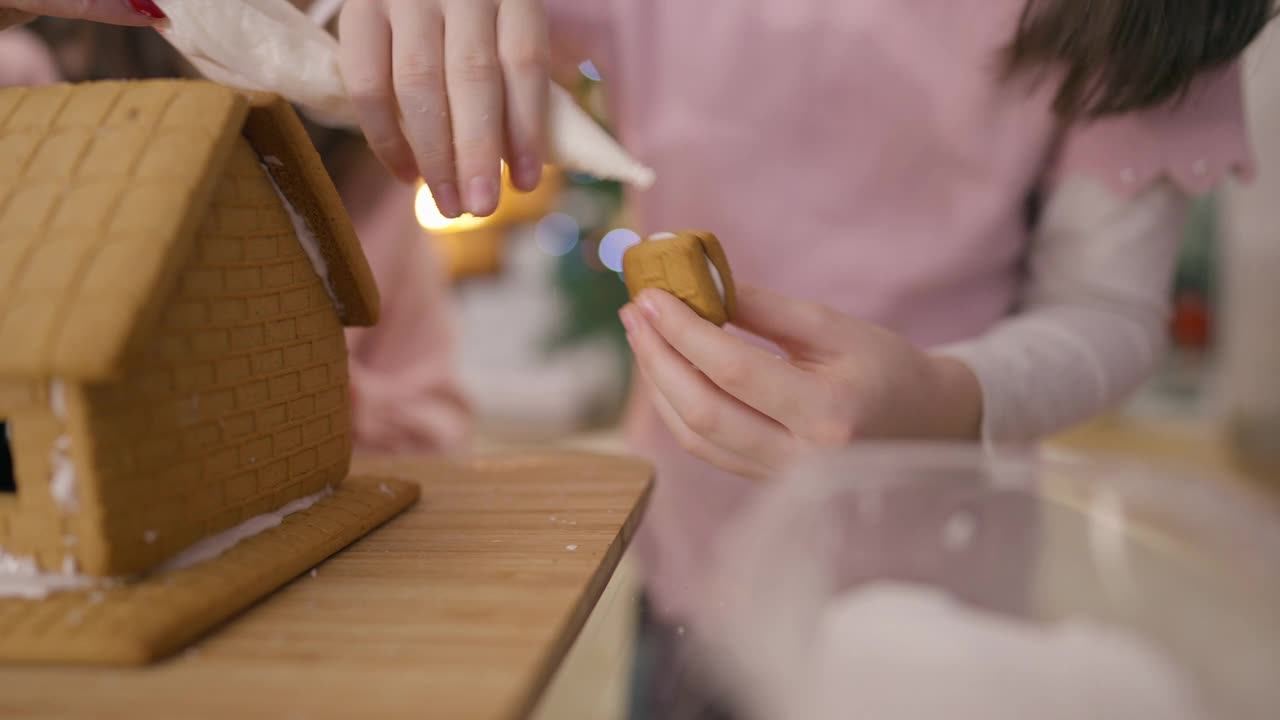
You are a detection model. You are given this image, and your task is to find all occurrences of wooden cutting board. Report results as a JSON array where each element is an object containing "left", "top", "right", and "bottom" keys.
[{"left": 0, "top": 451, "right": 653, "bottom": 720}]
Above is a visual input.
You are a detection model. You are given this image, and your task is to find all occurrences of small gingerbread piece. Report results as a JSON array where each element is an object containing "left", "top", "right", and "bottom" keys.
[{"left": 623, "top": 231, "right": 736, "bottom": 326}]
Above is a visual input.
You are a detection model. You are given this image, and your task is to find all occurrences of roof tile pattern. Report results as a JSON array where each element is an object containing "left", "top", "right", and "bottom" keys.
[{"left": 0, "top": 81, "right": 247, "bottom": 380}]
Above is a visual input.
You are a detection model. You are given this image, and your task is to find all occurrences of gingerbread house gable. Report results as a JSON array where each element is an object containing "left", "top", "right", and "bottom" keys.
[
  {"left": 0, "top": 80, "right": 382, "bottom": 577},
  {"left": 0, "top": 80, "right": 378, "bottom": 382}
]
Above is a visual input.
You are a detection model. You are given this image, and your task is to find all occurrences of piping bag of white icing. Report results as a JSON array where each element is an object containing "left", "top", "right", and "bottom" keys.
[{"left": 151, "top": 0, "right": 656, "bottom": 189}]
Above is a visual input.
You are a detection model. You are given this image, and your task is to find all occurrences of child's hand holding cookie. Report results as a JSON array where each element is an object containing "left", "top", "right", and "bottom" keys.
[{"left": 620, "top": 286, "right": 984, "bottom": 480}]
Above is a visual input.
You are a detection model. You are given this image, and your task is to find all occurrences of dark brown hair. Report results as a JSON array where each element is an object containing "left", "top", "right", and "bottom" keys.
[{"left": 1007, "top": 0, "right": 1274, "bottom": 118}]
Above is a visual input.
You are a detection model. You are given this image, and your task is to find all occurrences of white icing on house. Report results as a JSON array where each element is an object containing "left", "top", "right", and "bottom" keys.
[
  {"left": 157, "top": 486, "right": 332, "bottom": 573},
  {"left": 0, "top": 548, "right": 93, "bottom": 599},
  {"left": 48, "top": 434, "right": 78, "bottom": 512},
  {"left": 260, "top": 162, "right": 343, "bottom": 314},
  {"left": 48, "top": 380, "right": 66, "bottom": 419},
  {"left": 5, "top": 484, "right": 332, "bottom": 598}
]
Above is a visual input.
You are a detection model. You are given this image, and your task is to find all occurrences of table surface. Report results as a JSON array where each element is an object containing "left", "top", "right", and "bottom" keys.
[
  {"left": 0, "top": 452, "right": 653, "bottom": 720},
  {"left": 1050, "top": 415, "right": 1280, "bottom": 508}
]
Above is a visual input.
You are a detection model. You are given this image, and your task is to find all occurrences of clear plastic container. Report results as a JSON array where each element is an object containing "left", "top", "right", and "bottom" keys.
[{"left": 691, "top": 445, "right": 1280, "bottom": 720}]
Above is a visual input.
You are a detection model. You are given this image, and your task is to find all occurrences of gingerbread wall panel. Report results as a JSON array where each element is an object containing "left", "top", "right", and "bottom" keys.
[{"left": 79, "top": 137, "right": 352, "bottom": 577}]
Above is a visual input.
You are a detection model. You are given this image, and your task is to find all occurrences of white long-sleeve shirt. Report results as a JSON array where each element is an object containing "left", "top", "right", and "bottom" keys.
[{"left": 940, "top": 177, "right": 1188, "bottom": 445}]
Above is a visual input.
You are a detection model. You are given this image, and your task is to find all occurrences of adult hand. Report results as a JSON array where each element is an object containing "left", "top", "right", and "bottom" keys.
[
  {"left": 338, "top": 0, "right": 549, "bottom": 218},
  {"left": 620, "top": 286, "right": 984, "bottom": 480},
  {"left": 0, "top": 0, "right": 165, "bottom": 30}
]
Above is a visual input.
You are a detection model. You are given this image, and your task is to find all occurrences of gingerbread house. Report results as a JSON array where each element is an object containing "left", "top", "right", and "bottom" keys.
[{"left": 0, "top": 80, "right": 418, "bottom": 663}]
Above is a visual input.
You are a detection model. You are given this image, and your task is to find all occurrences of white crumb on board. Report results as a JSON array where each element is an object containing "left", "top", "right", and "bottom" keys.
[
  {"left": 261, "top": 162, "right": 343, "bottom": 314},
  {"left": 65, "top": 608, "right": 85, "bottom": 626},
  {"left": 48, "top": 434, "right": 78, "bottom": 512},
  {"left": 783, "top": 583, "right": 1204, "bottom": 720},
  {"left": 157, "top": 487, "right": 333, "bottom": 573},
  {"left": 707, "top": 256, "right": 726, "bottom": 303},
  {"left": 565, "top": 544, "right": 578, "bottom": 551}
]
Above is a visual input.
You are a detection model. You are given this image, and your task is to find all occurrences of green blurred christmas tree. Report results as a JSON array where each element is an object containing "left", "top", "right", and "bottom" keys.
[{"left": 543, "top": 72, "right": 635, "bottom": 385}]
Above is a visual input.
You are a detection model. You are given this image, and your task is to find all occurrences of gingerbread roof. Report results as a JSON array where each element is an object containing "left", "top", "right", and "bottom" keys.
[{"left": 0, "top": 80, "right": 379, "bottom": 382}]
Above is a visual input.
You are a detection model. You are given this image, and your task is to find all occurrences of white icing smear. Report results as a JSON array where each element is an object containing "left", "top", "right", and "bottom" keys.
[
  {"left": 48, "top": 434, "right": 78, "bottom": 512},
  {"left": 157, "top": 487, "right": 332, "bottom": 573},
  {"left": 0, "top": 549, "right": 93, "bottom": 599},
  {"left": 48, "top": 379, "right": 66, "bottom": 419},
  {"left": 793, "top": 584, "right": 1204, "bottom": 720},
  {"left": 0, "top": 486, "right": 329, "bottom": 597},
  {"left": 261, "top": 162, "right": 343, "bottom": 314}
]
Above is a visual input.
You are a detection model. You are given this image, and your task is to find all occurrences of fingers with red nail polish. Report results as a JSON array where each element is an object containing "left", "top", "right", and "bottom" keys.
[
  {"left": 6, "top": 0, "right": 166, "bottom": 25},
  {"left": 127, "top": 0, "right": 166, "bottom": 20}
]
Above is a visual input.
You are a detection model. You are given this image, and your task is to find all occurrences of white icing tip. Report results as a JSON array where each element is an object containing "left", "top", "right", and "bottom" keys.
[{"left": 548, "top": 83, "right": 656, "bottom": 189}]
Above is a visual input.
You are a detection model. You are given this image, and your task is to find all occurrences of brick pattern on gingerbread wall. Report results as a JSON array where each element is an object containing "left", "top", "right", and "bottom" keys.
[{"left": 76, "top": 137, "right": 352, "bottom": 577}]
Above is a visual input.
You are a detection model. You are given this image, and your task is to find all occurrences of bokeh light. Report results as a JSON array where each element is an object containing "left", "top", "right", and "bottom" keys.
[
  {"left": 535, "top": 213, "right": 581, "bottom": 257},
  {"left": 598, "top": 228, "right": 641, "bottom": 272},
  {"left": 578, "top": 60, "right": 602, "bottom": 82}
]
